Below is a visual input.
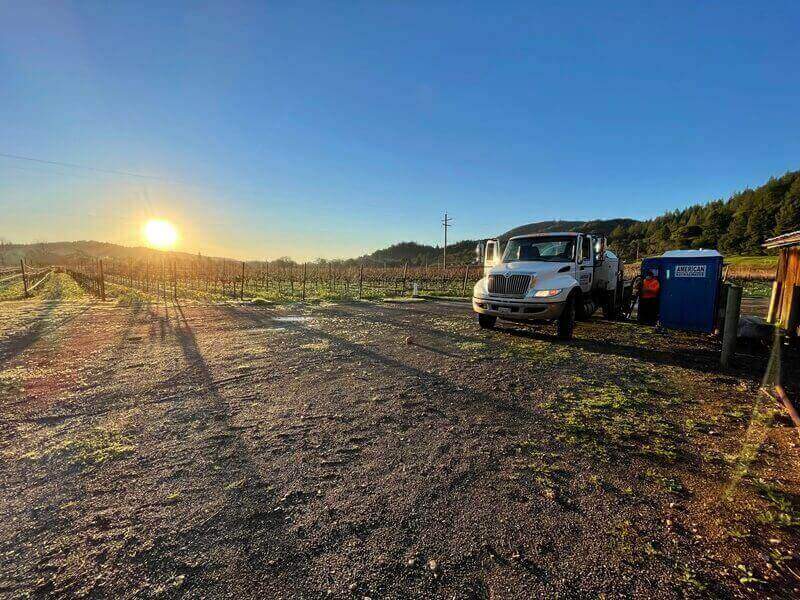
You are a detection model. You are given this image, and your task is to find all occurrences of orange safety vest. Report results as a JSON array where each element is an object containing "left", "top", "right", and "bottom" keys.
[{"left": 641, "top": 277, "right": 660, "bottom": 299}]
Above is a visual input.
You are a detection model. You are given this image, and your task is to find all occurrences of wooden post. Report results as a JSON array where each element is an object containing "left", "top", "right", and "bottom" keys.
[
  {"left": 787, "top": 285, "right": 800, "bottom": 339},
  {"left": 721, "top": 285, "right": 742, "bottom": 368},
  {"left": 20, "top": 259, "right": 28, "bottom": 298},
  {"left": 401, "top": 263, "right": 408, "bottom": 295},
  {"left": 462, "top": 263, "right": 470, "bottom": 296},
  {"left": 172, "top": 261, "right": 177, "bottom": 301},
  {"left": 358, "top": 262, "right": 364, "bottom": 300},
  {"left": 302, "top": 262, "right": 307, "bottom": 300},
  {"left": 265, "top": 261, "right": 270, "bottom": 292},
  {"left": 98, "top": 259, "right": 106, "bottom": 301},
  {"left": 717, "top": 282, "right": 730, "bottom": 336},
  {"left": 241, "top": 261, "right": 245, "bottom": 300},
  {"left": 766, "top": 280, "right": 781, "bottom": 324},
  {"left": 775, "top": 385, "right": 800, "bottom": 433}
]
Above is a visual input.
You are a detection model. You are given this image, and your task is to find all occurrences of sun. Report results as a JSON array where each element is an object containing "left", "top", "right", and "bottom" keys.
[{"left": 143, "top": 219, "right": 178, "bottom": 249}]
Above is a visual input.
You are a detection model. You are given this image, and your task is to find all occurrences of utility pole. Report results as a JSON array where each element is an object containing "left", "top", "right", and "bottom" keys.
[{"left": 442, "top": 211, "right": 453, "bottom": 269}]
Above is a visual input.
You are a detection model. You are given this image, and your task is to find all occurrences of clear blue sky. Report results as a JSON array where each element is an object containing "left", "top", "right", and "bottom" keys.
[{"left": 1, "top": 1, "right": 799, "bottom": 260}]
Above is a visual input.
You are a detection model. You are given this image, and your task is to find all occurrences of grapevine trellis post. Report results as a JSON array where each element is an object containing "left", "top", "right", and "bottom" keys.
[
  {"left": 20, "top": 259, "right": 29, "bottom": 298},
  {"left": 99, "top": 259, "right": 106, "bottom": 301}
]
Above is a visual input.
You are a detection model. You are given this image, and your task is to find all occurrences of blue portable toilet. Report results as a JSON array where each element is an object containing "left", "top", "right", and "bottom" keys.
[{"left": 642, "top": 250, "right": 723, "bottom": 333}]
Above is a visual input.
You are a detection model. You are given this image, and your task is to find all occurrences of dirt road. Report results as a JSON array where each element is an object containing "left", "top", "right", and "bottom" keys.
[{"left": 1, "top": 295, "right": 798, "bottom": 598}]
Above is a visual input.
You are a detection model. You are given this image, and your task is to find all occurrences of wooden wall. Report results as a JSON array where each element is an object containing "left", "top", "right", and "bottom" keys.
[{"left": 775, "top": 247, "right": 800, "bottom": 328}]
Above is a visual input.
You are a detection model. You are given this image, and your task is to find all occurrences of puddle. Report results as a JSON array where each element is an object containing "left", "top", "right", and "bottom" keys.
[{"left": 273, "top": 316, "right": 314, "bottom": 323}]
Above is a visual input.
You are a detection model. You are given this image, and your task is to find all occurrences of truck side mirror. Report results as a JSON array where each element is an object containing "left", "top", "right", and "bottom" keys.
[
  {"left": 595, "top": 237, "right": 606, "bottom": 262},
  {"left": 485, "top": 239, "right": 500, "bottom": 266},
  {"left": 475, "top": 242, "right": 485, "bottom": 264}
]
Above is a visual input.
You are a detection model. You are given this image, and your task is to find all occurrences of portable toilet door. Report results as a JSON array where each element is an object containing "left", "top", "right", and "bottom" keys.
[{"left": 658, "top": 250, "right": 723, "bottom": 333}]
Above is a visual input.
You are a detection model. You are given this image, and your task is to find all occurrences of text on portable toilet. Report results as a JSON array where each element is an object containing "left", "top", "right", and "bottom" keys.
[{"left": 674, "top": 265, "right": 707, "bottom": 278}]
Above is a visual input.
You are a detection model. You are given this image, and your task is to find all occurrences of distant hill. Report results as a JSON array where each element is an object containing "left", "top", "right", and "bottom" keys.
[
  {"left": 4, "top": 168, "right": 798, "bottom": 267},
  {"left": 0, "top": 240, "right": 209, "bottom": 268},
  {"left": 358, "top": 218, "right": 637, "bottom": 266},
  {"left": 498, "top": 218, "right": 638, "bottom": 241}
]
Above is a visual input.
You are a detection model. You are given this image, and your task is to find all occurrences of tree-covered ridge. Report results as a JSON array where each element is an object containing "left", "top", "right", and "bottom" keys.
[{"left": 608, "top": 170, "right": 800, "bottom": 258}]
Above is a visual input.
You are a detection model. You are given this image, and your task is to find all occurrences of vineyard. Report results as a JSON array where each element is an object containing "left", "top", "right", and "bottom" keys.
[
  {"left": 0, "top": 264, "right": 52, "bottom": 301},
  {"left": 1, "top": 255, "right": 778, "bottom": 303},
  {"left": 64, "top": 258, "right": 486, "bottom": 302}
]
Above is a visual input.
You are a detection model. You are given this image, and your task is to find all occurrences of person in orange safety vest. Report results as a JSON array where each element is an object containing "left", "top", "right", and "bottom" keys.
[{"left": 639, "top": 270, "right": 660, "bottom": 325}]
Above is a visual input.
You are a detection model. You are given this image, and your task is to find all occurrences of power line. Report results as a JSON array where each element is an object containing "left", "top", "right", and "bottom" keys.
[{"left": 0, "top": 152, "right": 179, "bottom": 182}]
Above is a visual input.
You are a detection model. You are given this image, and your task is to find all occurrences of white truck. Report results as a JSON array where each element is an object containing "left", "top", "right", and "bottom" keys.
[{"left": 472, "top": 232, "right": 626, "bottom": 339}]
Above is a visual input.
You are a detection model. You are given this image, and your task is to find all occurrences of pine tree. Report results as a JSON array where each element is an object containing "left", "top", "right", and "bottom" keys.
[
  {"left": 774, "top": 178, "right": 800, "bottom": 235},
  {"left": 719, "top": 212, "right": 749, "bottom": 254},
  {"left": 744, "top": 199, "right": 774, "bottom": 253}
]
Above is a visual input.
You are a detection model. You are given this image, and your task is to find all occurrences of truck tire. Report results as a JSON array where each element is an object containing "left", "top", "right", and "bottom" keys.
[
  {"left": 478, "top": 314, "right": 497, "bottom": 329},
  {"left": 557, "top": 295, "right": 576, "bottom": 340}
]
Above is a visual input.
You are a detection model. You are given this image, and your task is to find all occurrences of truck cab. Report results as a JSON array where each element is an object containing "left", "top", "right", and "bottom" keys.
[{"left": 472, "top": 232, "right": 622, "bottom": 339}]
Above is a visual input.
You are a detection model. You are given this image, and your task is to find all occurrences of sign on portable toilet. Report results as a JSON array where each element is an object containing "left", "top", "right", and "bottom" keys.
[{"left": 658, "top": 250, "right": 724, "bottom": 333}]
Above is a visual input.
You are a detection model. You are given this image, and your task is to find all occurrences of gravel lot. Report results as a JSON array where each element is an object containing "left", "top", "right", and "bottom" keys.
[{"left": 1, "top": 293, "right": 798, "bottom": 598}]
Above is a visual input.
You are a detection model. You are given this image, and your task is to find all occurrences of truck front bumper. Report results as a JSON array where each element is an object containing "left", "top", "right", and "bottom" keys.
[{"left": 472, "top": 297, "right": 566, "bottom": 321}]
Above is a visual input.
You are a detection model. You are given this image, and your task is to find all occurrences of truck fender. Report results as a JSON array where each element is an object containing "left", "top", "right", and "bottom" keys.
[
  {"left": 564, "top": 284, "right": 581, "bottom": 303},
  {"left": 545, "top": 275, "right": 580, "bottom": 292}
]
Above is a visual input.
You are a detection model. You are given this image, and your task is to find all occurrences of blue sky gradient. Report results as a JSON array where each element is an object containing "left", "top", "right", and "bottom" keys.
[{"left": 1, "top": 1, "right": 799, "bottom": 259}]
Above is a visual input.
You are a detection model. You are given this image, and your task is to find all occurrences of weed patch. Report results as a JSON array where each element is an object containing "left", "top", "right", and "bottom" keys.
[
  {"left": 502, "top": 339, "right": 572, "bottom": 366},
  {"left": 456, "top": 341, "right": 488, "bottom": 353},
  {"left": 300, "top": 341, "right": 330, "bottom": 351},
  {"left": 545, "top": 368, "right": 683, "bottom": 462},
  {"left": 23, "top": 427, "right": 134, "bottom": 467},
  {"left": 511, "top": 441, "right": 571, "bottom": 494},
  {"left": 752, "top": 479, "right": 800, "bottom": 529},
  {"left": 645, "top": 468, "right": 685, "bottom": 496}
]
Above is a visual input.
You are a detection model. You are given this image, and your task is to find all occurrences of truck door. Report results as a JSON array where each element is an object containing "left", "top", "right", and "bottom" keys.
[{"left": 577, "top": 235, "right": 594, "bottom": 294}]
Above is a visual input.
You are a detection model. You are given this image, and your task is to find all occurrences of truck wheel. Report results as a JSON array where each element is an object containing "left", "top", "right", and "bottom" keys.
[
  {"left": 557, "top": 295, "right": 576, "bottom": 340},
  {"left": 478, "top": 314, "right": 497, "bottom": 329}
]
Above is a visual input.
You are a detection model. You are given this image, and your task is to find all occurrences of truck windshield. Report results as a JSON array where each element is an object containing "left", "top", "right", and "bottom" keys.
[{"left": 502, "top": 236, "right": 576, "bottom": 262}]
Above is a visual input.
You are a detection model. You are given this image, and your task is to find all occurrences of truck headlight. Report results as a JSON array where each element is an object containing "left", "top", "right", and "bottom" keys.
[
  {"left": 533, "top": 289, "right": 561, "bottom": 298},
  {"left": 473, "top": 278, "right": 487, "bottom": 296}
]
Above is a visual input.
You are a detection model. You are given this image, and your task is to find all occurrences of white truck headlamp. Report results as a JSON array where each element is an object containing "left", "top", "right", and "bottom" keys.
[{"left": 533, "top": 289, "right": 561, "bottom": 298}]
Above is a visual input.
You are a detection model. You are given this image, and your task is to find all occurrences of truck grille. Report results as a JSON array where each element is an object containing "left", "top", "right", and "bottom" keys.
[{"left": 487, "top": 274, "right": 531, "bottom": 297}]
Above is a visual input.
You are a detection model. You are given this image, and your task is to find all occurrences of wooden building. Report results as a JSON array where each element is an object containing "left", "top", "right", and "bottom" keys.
[{"left": 764, "top": 230, "right": 800, "bottom": 336}]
